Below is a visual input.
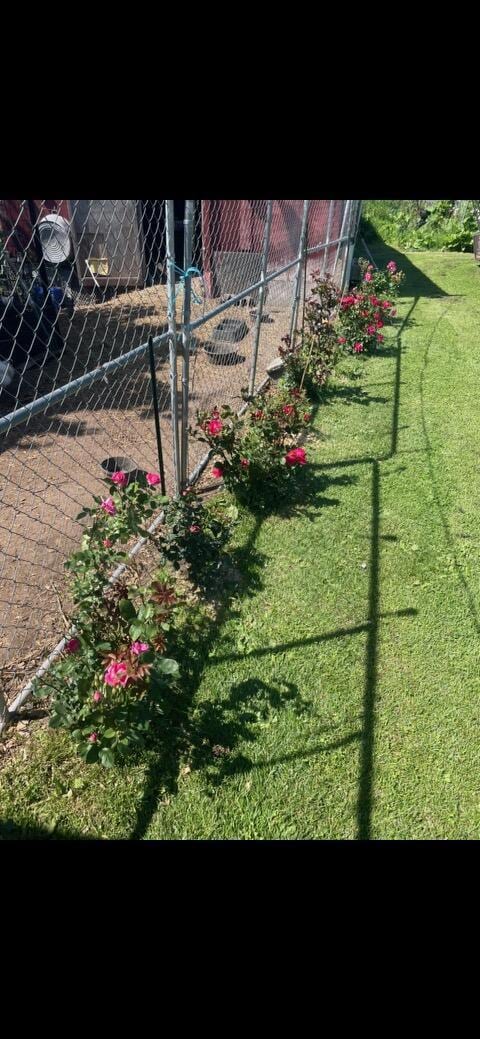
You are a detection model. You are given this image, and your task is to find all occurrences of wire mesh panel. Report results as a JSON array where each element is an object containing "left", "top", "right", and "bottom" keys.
[
  {"left": 182, "top": 200, "right": 360, "bottom": 481},
  {"left": 183, "top": 200, "right": 305, "bottom": 478},
  {"left": 0, "top": 198, "right": 360, "bottom": 720},
  {"left": 0, "top": 200, "right": 173, "bottom": 705}
]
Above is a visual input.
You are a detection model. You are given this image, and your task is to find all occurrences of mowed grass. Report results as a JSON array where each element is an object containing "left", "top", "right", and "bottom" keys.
[{"left": 1, "top": 245, "right": 480, "bottom": 840}]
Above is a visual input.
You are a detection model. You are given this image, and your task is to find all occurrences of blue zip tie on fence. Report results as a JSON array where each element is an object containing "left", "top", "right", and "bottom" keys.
[{"left": 169, "top": 263, "right": 205, "bottom": 305}]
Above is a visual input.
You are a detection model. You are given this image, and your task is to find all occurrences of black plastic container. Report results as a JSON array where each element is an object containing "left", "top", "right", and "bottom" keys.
[{"left": 100, "top": 456, "right": 142, "bottom": 485}]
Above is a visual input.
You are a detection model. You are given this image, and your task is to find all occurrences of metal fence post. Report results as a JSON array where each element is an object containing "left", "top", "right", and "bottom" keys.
[
  {"left": 322, "top": 198, "right": 335, "bottom": 276},
  {"left": 342, "top": 200, "right": 362, "bottom": 293},
  {"left": 333, "top": 199, "right": 351, "bottom": 284},
  {"left": 289, "top": 199, "right": 310, "bottom": 345},
  {"left": 165, "top": 199, "right": 181, "bottom": 496},
  {"left": 180, "top": 200, "right": 195, "bottom": 487},
  {"left": 248, "top": 200, "right": 273, "bottom": 397}
]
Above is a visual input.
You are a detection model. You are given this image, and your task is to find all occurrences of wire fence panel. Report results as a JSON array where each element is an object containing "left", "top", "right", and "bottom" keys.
[
  {"left": 0, "top": 200, "right": 174, "bottom": 708},
  {"left": 184, "top": 201, "right": 310, "bottom": 479},
  {"left": 0, "top": 199, "right": 360, "bottom": 721}
]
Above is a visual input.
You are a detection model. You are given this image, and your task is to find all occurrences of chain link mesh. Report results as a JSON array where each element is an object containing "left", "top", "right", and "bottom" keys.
[{"left": 0, "top": 199, "right": 360, "bottom": 713}]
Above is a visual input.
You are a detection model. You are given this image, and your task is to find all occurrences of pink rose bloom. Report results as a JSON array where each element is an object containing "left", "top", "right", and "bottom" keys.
[
  {"left": 240, "top": 458, "right": 250, "bottom": 468},
  {"left": 103, "top": 538, "right": 112, "bottom": 548},
  {"left": 207, "top": 418, "right": 223, "bottom": 436},
  {"left": 101, "top": 497, "right": 116, "bottom": 516},
  {"left": 285, "top": 447, "right": 307, "bottom": 467},
  {"left": 211, "top": 464, "right": 224, "bottom": 479},
  {"left": 364, "top": 272, "right": 372, "bottom": 282},
  {"left": 387, "top": 261, "right": 397, "bottom": 273},
  {"left": 368, "top": 264, "right": 374, "bottom": 271},
  {"left": 353, "top": 342, "right": 364, "bottom": 353},
  {"left": 382, "top": 300, "right": 392, "bottom": 309},
  {"left": 111, "top": 471, "right": 127, "bottom": 487},
  {"left": 189, "top": 524, "right": 201, "bottom": 533},
  {"left": 146, "top": 472, "right": 160, "bottom": 486},
  {"left": 377, "top": 333, "right": 384, "bottom": 343},
  {"left": 367, "top": 325, "right": 376, "bottom": 335},
  {"left": 88, "top": 732, "right": 98, "bottom": 743},
  {"left": 337, "top": 336, "right": 346, "bottom": 345},
  {"left": 104, "top": 661, "right": 130, "bottom": 686},
  {"left": 130, "top": 641, "right": 149, "bottom": 655},
  {"left": 65, "top": 637, "right": 80, "bottom": 654},
  {"left": 376, "top": 319, "right": 384, "bottom": 329},
  {"left": 282, "top": 405, "right": 295, "bottom": 416},
  {"left": 93, "top": 690, "right": 103, "bottom": 703}
]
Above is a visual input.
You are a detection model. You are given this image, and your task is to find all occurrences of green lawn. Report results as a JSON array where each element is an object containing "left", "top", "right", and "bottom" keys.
[{"left": 2, "top": 245, "right": 480, "bottom": 840}]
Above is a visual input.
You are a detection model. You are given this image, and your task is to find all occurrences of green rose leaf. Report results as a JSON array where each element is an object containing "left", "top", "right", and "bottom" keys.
[
  {"left": 156, "top": 657, "right": 179, "bottom": 675},
  {"left": 119, "top": 598, "right": 135, "bottom": 620},
  {"left": 99, "top": 749, "right": 115, "bottom": 768}
]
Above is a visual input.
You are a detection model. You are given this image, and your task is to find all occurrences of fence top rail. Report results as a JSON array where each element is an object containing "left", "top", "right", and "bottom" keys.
[{"left": 0, "top": 329, "right": 170, "bottom": 436}]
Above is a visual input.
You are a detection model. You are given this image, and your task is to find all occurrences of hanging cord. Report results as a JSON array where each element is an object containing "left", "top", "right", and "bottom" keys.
[
  {"left": 168, "top": 263, "right": 206, "bottom": 306},
  {"left": 167, "top": 262, "right": 206, "bottom": 406}
]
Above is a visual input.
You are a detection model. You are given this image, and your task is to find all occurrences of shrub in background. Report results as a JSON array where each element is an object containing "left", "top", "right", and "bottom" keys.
[{"left": 363, "top": 199, "right": 479, "bottom": 252}]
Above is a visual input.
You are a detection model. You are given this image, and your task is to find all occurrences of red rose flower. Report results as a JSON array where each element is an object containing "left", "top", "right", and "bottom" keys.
[
  {"left": 285, "top": 447, "right": 307, "bottom": 467},
  {"left": 207, "top": 418, "right": 223, "bottom": 436}
]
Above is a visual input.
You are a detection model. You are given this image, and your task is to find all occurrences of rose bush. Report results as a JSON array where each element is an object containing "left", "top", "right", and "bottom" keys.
[
  {"left": 336, "top": 258, "right": 403, "bottom": 355},
  {"left": 279, "top": 272, "right": 340, "bottom": 396},
  {"left": 32, "top": 469, "right": 231, "bottom": 766},
  {"left": 195, "top": 385, "right": 311, "bottom": 505},
  {"left": 77, "top": 469, "right": 167, "bottom": 548},
  {"left": 34, "top": 567, "right": 180, "bottom": 766},
  {"left": 357, "top": 257, "right": 404, "bottom": 298},
  {"left": 158, "top": 489, "right": 238, "bottom": 587}
]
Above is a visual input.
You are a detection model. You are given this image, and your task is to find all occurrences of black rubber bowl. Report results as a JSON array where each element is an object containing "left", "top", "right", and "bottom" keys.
[
  {"left": 100, "top": 456, "right": 142, "bottom": 485},
  {"left": 204, "top": 342, "right": 244, "bottom": 365}
]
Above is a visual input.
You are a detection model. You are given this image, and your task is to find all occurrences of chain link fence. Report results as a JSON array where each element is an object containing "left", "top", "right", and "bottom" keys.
[{"left": 0, "top": 199, "right": 361, "bottom": 724}]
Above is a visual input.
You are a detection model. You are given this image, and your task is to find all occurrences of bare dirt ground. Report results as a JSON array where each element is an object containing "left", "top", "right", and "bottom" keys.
[{"left": 0, "top": 276, "right": 293, "bottom": 704}]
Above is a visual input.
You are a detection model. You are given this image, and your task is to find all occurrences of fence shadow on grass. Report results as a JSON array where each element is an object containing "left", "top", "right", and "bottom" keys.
[
  {"left": 203, "top": 275, "right": 429, "bottom": 839},
  {"left": 128, "top": 516, "right": 267, "bottom": 839},
  {"left": 129, "top": 245, "right": 448, "bottom": 841},
  {"left": 128, "top": 460, "right": 356, "bottom": 838},
  {"left": 351, "top": 239, "right": 447, "bottom": 837}
]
